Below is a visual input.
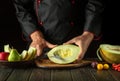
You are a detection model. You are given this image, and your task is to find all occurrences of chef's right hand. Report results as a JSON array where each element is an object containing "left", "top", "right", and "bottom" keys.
[{"left": 30, "top": 31, "right": 57, "bottom": 56}]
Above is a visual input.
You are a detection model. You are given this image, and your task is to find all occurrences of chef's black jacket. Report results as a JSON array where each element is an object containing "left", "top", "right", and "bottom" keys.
[{"left": 12, "top": 0, "right": 104, "bottom": 44}]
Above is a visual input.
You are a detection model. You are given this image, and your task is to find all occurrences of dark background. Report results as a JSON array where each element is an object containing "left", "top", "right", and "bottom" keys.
[
  {"left": 102, "top": 0, "right": 120, "bottom": 45},
  {"left": 0, "top": 0, "right": 120, "bottom": 52},
  {"left": 0, "top": 0, "right": 27, "bottom": 52}
]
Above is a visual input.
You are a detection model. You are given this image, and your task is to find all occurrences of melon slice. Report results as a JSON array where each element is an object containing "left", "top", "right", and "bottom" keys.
[{"left": 47, "top": 44, "right": 80, "bottom": 64}]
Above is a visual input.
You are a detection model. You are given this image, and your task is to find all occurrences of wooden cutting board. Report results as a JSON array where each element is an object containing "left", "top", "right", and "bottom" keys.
[{"left": 35, "top": 59, "right": 94, "bottom": 69}]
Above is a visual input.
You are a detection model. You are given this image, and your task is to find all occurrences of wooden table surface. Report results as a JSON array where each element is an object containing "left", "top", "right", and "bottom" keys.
[{"left": 0, "top": 60, "right": 120, "bottom": 81}]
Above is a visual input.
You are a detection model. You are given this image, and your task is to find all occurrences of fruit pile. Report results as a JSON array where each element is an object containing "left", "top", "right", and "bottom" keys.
[
  {"left": 91, "top": 61, "right": 120, "bottom": 72},
  {"left": 0, "top": 44, "right": 37, "bottom": 62},
  {"left": 91, "top": 61, "right": 110, "bottom": 70}
]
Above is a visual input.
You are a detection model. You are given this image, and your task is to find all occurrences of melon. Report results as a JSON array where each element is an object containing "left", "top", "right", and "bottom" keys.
[
  {"left": 47, "top": 44, "right": 80, "bottom": 64},
  {"left": 97, "top": 44, "right": 120, "bottom": 64}
]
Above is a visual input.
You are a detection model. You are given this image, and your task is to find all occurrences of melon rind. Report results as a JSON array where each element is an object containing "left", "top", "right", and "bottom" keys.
[
  {"left": 47, "top": 44, "right": 80, "bottom": 64},
  {"left": 100, "top": 44, "right": 120, "bottom": 54},
  {"left": 98, "top": 44, "right": 120, "bottom": 64}
]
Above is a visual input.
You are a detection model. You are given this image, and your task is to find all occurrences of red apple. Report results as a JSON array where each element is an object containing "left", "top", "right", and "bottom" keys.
[{"left": 0, "top": 52, "right": 9, "bottom": 61}]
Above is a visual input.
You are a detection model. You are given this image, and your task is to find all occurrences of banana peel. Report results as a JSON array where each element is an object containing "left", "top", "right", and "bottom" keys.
[{"left": 97, "top": 44, "right": 120, "bottom": 64}]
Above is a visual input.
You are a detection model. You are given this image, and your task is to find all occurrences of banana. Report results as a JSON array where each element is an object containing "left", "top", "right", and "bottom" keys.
[
  {"left": 4, "top": 44, "right": 11, "bottom": 53},
  {"left": 24, "top": 47, "right": 37, "bottom": 60},
  {"left": 21, "top": 50, "right": 28, "bottom": 60}
]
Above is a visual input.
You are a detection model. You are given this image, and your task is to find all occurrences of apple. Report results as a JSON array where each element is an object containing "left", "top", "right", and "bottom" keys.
[{"left": 0, "top": 52, "right": 9, "bottom": 61}]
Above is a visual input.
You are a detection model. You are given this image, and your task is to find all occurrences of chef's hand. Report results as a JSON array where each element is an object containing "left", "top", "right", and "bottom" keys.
[
  {"left": 30, "top": 31, "right": 57, "bottom": 56},
  {"left": 64, "top": 31, "right": 94, "bottom": 60}
]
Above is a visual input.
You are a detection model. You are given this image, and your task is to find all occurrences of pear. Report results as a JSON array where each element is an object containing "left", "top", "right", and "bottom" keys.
[
  {"left": 4, "top": 44, "right": 11, "bottom": 53},
  {"left": 8, "top": 49, "right": 21, "bottom": 62}
]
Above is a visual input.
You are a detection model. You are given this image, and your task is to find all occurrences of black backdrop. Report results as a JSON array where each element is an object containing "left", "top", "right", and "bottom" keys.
[
  {"left": 0, "top": 0, "right": 27, "bottom": 52},
  {"left": 102, "top": 0, "right": 120, "bottom": 45},
  {"left": 0, "top": 0, "right": 120, "bottom": 52}
]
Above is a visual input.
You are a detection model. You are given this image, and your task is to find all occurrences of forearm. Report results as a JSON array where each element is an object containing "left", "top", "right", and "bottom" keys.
[
  {"left": 30, "top": 30, "right": 44, "bottom": 41},
  {"left": 12, "top": 0, "right": 39, "bottom": 37},
  {"left": 84, "top": 0, "right": 104, "bottom": 37},
  {"left": 82, "top": 31, "right": 94, "bottom": 39}
]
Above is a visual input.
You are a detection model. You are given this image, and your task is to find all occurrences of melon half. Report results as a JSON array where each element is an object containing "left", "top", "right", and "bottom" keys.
[
  {"left": 47, "top": 44, "right": 80, "bottom": 64},
  {"left": 98, "top": 44, "right": 120, "bottom": 64}
]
